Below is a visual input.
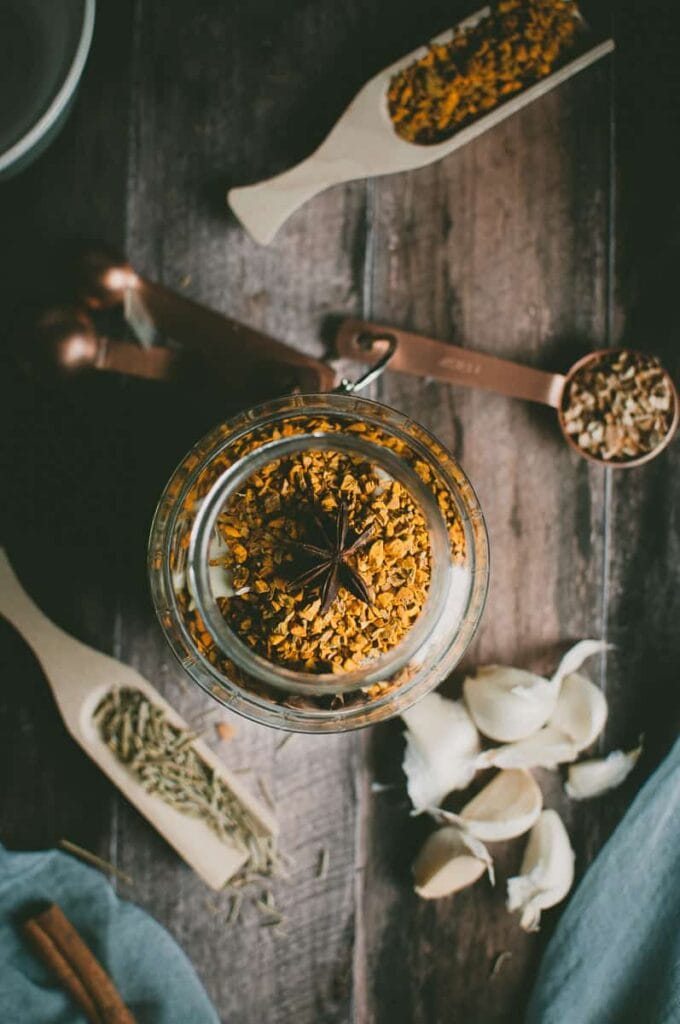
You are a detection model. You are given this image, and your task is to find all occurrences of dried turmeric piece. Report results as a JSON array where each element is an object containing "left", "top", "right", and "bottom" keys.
[{"left": 388, "top": 0, "right": 580, "bottom": 145}]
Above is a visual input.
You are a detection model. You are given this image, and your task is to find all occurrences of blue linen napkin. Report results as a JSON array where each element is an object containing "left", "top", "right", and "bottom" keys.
[
  {"left": 0, "top": 842, "right": 219, "bottom": 1024},
  {"left": 527, "top": 736, "right": 680, "bottom": 1024}
]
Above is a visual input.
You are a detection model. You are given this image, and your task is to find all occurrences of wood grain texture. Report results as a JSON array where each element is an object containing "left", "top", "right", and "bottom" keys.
[
  {"left": 361, "top": 48, "right": 612, "bottom": 1024},
  {"left": 1, "top": 1, "right": 679, "bottom": 1023},
  {"left": 116, "top": 1, "right": 372, "bottom": 1020}
]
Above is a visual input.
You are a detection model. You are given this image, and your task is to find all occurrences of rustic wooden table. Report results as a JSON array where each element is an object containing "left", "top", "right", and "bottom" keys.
[{"left": 1, "top": 2, "right": 679, "bottom": 1022}]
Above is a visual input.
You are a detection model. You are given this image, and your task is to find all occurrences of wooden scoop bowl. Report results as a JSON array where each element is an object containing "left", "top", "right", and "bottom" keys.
[
  {"left": 0, "top": 548, "right": 277, "bottom": 889},
  {"left": 227, "top": 8, "right": 613, "bottom": 245}
]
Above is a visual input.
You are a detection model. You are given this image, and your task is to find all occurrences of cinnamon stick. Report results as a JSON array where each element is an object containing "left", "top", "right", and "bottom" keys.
[
  {"left": 23, "top": 916, "right": 102, "bottom": 1023},
  {"left": 22, "top": 904, "right": 136, "bottom": 1024}
]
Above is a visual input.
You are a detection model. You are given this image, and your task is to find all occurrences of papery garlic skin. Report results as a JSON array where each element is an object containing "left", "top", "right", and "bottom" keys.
[
  {"left": 506, "top": 810, "right": 575, "bottom": 932},
  {"left": 413, "top": 826, "right": 490, "bottom": 899},
  {"left": 476, "top": 726, "right": 578, "bottom": 771},
  {"left": 565, "top": 745, "right": 642, "bottom": 800},
  {"left": 477, "top": 672, "right": 609, "bottom": 771},
  {"left": 462, "top": 640, "right": 609, "bottom": 746},
  {"left": 463, "top": 666, "right": 558, "bottom": 742},
  {"left": 549, "top": 672, "right": 608, "bottom": 751},
  {"left": 402, "top": 694, "right": 480, "bottom": 813},
  {"left": 551, "top": 639, "right": 610, "bottom": 687}
]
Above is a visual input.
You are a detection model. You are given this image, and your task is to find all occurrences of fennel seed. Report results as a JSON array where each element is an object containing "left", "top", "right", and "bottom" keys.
[{"left": 94, "top": 687, "right": 277, "bottom": 878}]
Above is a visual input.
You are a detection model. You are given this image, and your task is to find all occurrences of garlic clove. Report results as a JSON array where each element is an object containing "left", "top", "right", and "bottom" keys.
[
  {"left": 413, "top": 826, "right": 490, "bottom": 899},
  {"left": 463, "top": 665, "right": 559, "bottom": 742},
  {"left": 479, "top": 671, "right": 608, "bottom": 770},
  {"left": 551, "top": 639, "right": 611, "bottom": 686},
  {"left": 565, "top": 744, "right": 642, "bottom": 800},
  {"left": 460, "top": 769, "right": 543, "bottom": 841},
  {"left": 432, "top": 768, "right": 542, "bottom": 841},
  {"left": 476, "top": 726, "right": 579, "bottom": 770},
  {"left": 506, "top": 809, "right": 575, "bottom": 931},
  {"left": 402, "top": 694, "right": 481, "bottom": 813},
  {"left": 549, "top": 672, "right": 608, "bottom": 751}
]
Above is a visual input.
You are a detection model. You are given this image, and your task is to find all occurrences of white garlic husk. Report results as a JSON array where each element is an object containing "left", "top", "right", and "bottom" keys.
[
  {"left": 551, "top": 639, "right": 611, "bottom": 687},
  {"left": 565, "top": 744, "right": 642, "bottom": 800},
  {"left": 413, "top": 826, "right": 492, "bottom": 899},
  {"left": 476, "top": 726, "right": 578, "bottom": 770},
  {"left": 463, "top": 666, "right": 559, "bottom": 742},
  {"left": 462, "top": 640, "right": 609, "bottom": 744},
  {"left": 432, "top": 769, "right": 543, "bottom": 842},
  {"left": 549, "top": 671, "right": 608, "bottom": 751},
  {"left": 506, "top": 810, "right": 575, "bottom": 932},
  {"left": 477, "top": 670, "right": 608, "bottom": 770},
  {"left": 402, "top": 694, "right": 481, "bottom": 813}
]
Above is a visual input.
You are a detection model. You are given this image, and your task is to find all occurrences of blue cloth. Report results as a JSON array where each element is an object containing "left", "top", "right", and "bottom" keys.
[
  {"left": 0, "top": 843, "right": 219, "bottom": 1024},
  {"left": 527, "top": 736, "right": 680, "bottom": 1024}
]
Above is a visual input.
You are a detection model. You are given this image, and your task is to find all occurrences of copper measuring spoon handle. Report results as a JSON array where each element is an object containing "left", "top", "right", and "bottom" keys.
[
  {"left": 74, "top": 247, "right": 336, "bottom": 393},
  {"left": 335, "top": 318, "right": 565, "bottom": 408}
]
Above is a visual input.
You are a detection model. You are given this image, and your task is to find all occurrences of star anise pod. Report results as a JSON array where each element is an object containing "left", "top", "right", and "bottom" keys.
[{"left": 286, "top": 502, "right": 374, "bottom": 614}]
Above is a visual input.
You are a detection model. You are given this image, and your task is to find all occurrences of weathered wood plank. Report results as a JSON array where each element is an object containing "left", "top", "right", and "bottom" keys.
[
  {"left": 2, "top": 2, "right": 679, "bottom": 1023},
  {"left": 114, "top": 1, "right": 373, "bottom": 1020},
  {"left": 0, "top": 1, "right": 135, "bottom": 856},
  {"left": 361, "top": 53, "right": 613, "bottom": 1023},
  {"left": 596, "top": 0, "right": 680, "bottom": 838}
]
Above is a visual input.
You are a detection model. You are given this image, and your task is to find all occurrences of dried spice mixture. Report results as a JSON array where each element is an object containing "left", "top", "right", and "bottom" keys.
[
  {"left": 388, "top": 0, "right": 580, "bottom": 145},
  {"left": 214, "top": 449, "right": 432, "bottom": 673},
  {"left": 172, "top": 415, "right": 468, "bottom": 691},
  {"left": 561, "top": 350, "right": 676, "bottom": 463}
]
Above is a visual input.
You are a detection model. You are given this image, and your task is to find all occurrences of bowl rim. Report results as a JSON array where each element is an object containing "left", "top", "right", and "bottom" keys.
[{"left": 0, "top": 0, "right": 96, "bottom": 175}]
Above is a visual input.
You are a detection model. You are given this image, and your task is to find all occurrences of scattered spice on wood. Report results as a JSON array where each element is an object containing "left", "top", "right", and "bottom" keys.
[
  {"left": 215, "top": 719, "right": 236, "bottom": 742},
  {"left": 317, "top": 846, "right": 330, "bottom": 880},
  {"left": 387, "top": 0, "right": 581, "bottom": 145},
  {"left": 561, "top": 350, "right": 676, "bottom": 462},
  {"left": 58, "top": 838, "right": 135, "bottom": 887},
  {"left": 490, "top": 950, "right": 513, "bottom": 978}
]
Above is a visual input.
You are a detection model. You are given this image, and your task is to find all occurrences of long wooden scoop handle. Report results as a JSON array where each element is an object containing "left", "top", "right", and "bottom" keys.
[
  {"left": 336, "top": 317, "right": 565, "bottom": 408},
  {"left": 0, "top": 548, "right": 65, "bottom": 660},
  {"left": 0, "top": 548, "right": 95, "bottom": 717}
]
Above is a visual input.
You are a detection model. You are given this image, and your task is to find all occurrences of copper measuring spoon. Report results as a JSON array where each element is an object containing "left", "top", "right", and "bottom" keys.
[
  {"left": 336, "top": 318, "right": 679, "bottom": 469},
  {"left": 28, "top": 246, "right": 336, "bottom": 393}
]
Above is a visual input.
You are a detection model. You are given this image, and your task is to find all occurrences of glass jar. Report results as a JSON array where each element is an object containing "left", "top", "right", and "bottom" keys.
[{"left": 148, "top": 393, "right": 488, "bottom": 732}]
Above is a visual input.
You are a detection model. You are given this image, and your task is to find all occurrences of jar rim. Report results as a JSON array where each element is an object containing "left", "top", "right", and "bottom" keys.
[{"left": 148, "top": 392, "right": 490, "bottom": 731}]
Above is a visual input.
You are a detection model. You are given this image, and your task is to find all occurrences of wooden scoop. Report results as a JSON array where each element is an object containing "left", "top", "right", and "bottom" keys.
[
  {"left": 0, "top": 548, "right": 277, "bottom": 890},
  {"left": 227, "top": 8, "right": 613, "bottom": 244}
]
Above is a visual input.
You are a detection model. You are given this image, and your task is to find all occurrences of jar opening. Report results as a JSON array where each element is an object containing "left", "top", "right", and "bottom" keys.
[{"left": 188, "top": 433, "right": 455, "bottom": 695}]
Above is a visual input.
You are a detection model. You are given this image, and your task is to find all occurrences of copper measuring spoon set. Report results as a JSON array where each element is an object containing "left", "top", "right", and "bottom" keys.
[
  {"left": 336, "top": 319, "right": 679, "bottom": 469},
  {"left": 26, "top": 247, "right": 678, "bottom": 470}
]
